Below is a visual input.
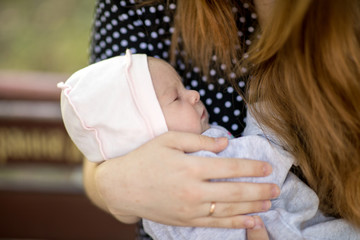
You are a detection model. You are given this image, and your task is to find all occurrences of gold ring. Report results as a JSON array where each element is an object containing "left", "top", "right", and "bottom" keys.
[{"left": 208, "top": 202, "right": 216, "bottom": 216}]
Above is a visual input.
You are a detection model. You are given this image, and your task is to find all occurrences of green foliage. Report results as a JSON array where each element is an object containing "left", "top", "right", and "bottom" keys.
[{"left": 0, "top": 0, "right": 95, "bottom": 73}]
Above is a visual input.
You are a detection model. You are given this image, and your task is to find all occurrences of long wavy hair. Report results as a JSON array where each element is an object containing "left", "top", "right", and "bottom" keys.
[{"left": 140, "top": 0, "right": 360, "bottom": 227}]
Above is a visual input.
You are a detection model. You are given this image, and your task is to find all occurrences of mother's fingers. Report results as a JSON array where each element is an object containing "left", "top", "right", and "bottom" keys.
[
  {"left": 201, "top": 182, "right": 280, "bottom": 202},
  {"left": 194, "top": 157, "right": 272, "bottom": 179},
  {"left": 159, "top": 131, "right": 229, "bottom": 153},
  {"left": 246, "top": 216, "right": 269, "bottom": 240},
  {"left": 192, "top": 215, "right": 256, "bottom": 229},
  {"left": 199, "top": 201, "right": 271, "bottom": 218}
]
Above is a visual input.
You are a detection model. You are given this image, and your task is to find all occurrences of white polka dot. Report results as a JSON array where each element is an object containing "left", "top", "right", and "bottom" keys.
[
  {"left": 213, "top": 107, "right": 220, "bottom": 114},
  {"left": 130, "top": 35, "right": 137, "bottom": 42},
  {"left": 121, "top": 39, "right": 128, "bottom": 47},
  {"left": 220, "top": 64, "right": 226, "bottom": 70},
  {"left": 112, "top": 31, "right": 120, "bottom": 39},
  {"left": 155, "top": 18, "right": 160, "bottom": 25},
  {"left": 136, "top": 9, "right": 143, "bottom": 15},
  {"left": 222, "top": 116, "right": 229, "bottom": 123},
  {"left": 94, "top": 46, "right": 101, "bottom": 53},
  {"left": 104, "top": 11, "right": 110, "bottom": 18},
  {"left": 100, "top": 28, "right": 107, "bottom": 35},
  {"left": 138, "top": 32, "right": 145, "bottom": 38},
  {"left": 240, "top": 17, "right": 246, "bottom": 23},
  {"left": 236, "top": 95, "right": 243, "bottom": 102},
  {"left": 99, "top": 41, "right": 106, "bottom": 48},
  {"left": 251, "top": 13, "right": 257, "bottom": 19},
  {"left": 206, "top": 98, "right": 212, "bottom": 105},
  {"left": 163, "top": 16, "right": 170, "bottom": 23},
  {"left": 241, "top": 67, "right": 247, "bottom": 73},
  {"left": 94, "top": 33, "right": 101, "bottom": 40},
  {"left": 243, "top": 3, "right": 249, "bottom": 8},
  {"left": 134, "top": 20, "right": 142, "bottom": 27},
  {"left": 140, "top": 42, "right": 147, "bottom": 49},
  {"left": 158, "top": 4, "right": 164, "bottom": 11},
  {"left": 231, "top": 124, "right": 239, "bottom": 131},
  {"left": 169, "top": 3, "right": 176, "bottom": 10},
  {"left": 149, "top": 6, "right": 156, "bottom": 13},
  {"left": 111, "top": 19, "right": 118, "bottom": 26},
  {"left": 202, "top": 75, "right": 207, "bottom": 82},
  {"left": 106, "top": 36, "right": 112, "bottom": 43},
  {"left": 127, "top": 24, "right": 134, "bottom": 30},
  {"left": 216, "top": 92, "right": 223, "bottom": 99},
  {"left": 144, "top": 19, "right": 151, "bottom": 26},
  {"left": 245, "top": 39, "right": 252, "bottom": 45},
  {"left": 158, "top": 28, "right": 165, "bottom": 35},
  {"left": 128, "top": 10, "right": 135, "bottom": 16},
  {"left": 120, "top": 13, "right": 128, "bottom": 20},
  {"left": 239, "top": 81, "right": 245, "bottom": 88},
  {"left": 165, "top": 39, "right": 171, "bottom": 46},
  {"left": 238, "top": 31, "right": 244, "bottom": 37},
  {"left": 248, "top": 26, "right": 254, "bottom": 32},
  {"left": 120, "top": 27, "right": 127, "bottom": 34},
  {"left": 227, "top": 86, "right": 234, "bottom": 93},
  {"left": 95, "top": 20, "right": 101, "bottom": 27},
  {"left": 212, "top": 55, "right": 217, "bottom": 61},
  {"left": 225, "top": 101, "right": 232, "bottom": 108},
  {"left": 186, "top": 72, "right": 191, "bottom": 78},
  {"left": 234, "top": 109, "right": 241, "bottom": 116},
  {"left": 130, "top": 48, "right": 137, "bottom": 53},
  {"left": 191, "top": 80, "right": 198, "bottom": 87},
  {"left": 229, "top": 72, "right": 236, "bottom": 78},
  {"left": 210, "top": 69, "right": 216, "bottom": 76},
  {"left": 148, "top": 43, "right": 154, "bottom": 51},
  {"left": 157, "top": 42, "right": 163, "bottom": 49},
  {"left": 218, "top": 78, "right": 225, "bottom": 85},
  {"left": 199, "top": 89, "right": 205, "bottom": 96},
  {"left": 169, "top": 27, "right": 174, "bottom": 33},
  {"left": 193, "top": 67, "right": 200, "bottom": 73},
  {"left": 111, "top": 5, "right": 118, "bottom": 12},
  {"left": 151, "top": 32, "right": 158, "bottom": 38},
  {"left": 162, "top": 51, "right": 169, "bottom": 58},
  {"left": 112, "top": 44, "right": 119, "bottom": 52},
  {"left": 208, "top": 84, "right": 214, "bottom": 91},
  {"left": 105, "top": 49, "right": 113, "bottom": 56}
]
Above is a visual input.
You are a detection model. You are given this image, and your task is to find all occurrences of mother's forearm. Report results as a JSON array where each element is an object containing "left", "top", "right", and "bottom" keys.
[{"left": 82, "top": 158, "right": 140, "bottom": 224}]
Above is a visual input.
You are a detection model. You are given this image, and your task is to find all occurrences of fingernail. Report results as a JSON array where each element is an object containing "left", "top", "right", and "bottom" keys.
[
  {"left": 263, "top": 163, "right": 271, "bottom": 176},
  {"left": 272, "top": 185, "right": 280, "bottom": 198},
  {"left": 253, "top": 216, "right": 264, "bottom": 229},
  {"left": 244, "top": 217, "right": 255, "bottom": 228},
  {"left": 262, "top": 200, "right": 271, "bottom": 211}
]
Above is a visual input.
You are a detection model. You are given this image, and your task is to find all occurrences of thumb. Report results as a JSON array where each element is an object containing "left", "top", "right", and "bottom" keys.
[
  {"left": 246, "top": 216, "right": 269, "bottom": 240},
  {"left": 159, "top": 131, "right": 228, "bottom": 153}
]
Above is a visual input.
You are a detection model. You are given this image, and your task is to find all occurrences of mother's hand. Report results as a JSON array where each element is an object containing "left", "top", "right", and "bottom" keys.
[{"left": 84, "top": 131, "right": 279, "bottom": 229}]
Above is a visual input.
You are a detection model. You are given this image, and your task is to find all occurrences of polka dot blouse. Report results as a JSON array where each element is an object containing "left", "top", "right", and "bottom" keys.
[{"left": 90, "top": 0, "right": 259, "bottom": 138}]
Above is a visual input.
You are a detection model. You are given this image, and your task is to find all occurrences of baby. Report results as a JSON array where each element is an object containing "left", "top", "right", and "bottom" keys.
[{"left": 58, "top": 50, "right": 359, "bottom": 239}]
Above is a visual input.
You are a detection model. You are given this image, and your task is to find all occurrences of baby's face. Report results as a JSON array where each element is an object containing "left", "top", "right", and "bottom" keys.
[{"left": 148, "top": 57, "right": 210, "bottom": 134}]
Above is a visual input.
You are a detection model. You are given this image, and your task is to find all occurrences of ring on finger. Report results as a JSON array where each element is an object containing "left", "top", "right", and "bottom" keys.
[{"left": 208, "top": 202, "right": 216, "bottom": 216}]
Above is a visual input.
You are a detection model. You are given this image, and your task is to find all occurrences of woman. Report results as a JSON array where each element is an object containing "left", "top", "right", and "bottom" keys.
[{"left": 84, "top": 0, "right": 360, "bottom": 238}]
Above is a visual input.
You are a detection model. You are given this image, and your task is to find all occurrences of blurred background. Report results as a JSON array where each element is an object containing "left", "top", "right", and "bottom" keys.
[{"left": 0, "top": 1, "right": 136, "bottom": 239}]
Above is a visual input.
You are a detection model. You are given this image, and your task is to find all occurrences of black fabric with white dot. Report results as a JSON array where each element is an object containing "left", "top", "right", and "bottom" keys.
[{"left": 90, "top": 0, "right": 258, "bottom": 139}]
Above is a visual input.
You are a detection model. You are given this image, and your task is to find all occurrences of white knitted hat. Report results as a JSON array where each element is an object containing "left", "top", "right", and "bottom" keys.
[{"left": 57, "top": 50, "right": 168, "bottom": 162}]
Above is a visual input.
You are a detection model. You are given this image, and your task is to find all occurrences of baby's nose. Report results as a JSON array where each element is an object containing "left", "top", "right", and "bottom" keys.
[{"left": 189, "top": 90, "right": 200, "bottom": 103}]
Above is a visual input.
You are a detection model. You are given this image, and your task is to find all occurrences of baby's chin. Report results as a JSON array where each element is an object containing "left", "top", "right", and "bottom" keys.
[{"left": 202, "top": 122, "right": 211, "bottom": 133}]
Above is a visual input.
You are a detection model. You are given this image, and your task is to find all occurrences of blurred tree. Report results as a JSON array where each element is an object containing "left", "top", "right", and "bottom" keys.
[{"left": 0, "top": 0, "right": 95, "bottom": 73}]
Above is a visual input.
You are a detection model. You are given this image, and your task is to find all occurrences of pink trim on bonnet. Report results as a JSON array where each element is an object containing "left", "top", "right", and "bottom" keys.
[
  {"left": 57, "top": 82, "right": 108, "bottom": 160},
  {"left": 124, "top": 49, "right": 156, "bottom": 138}
]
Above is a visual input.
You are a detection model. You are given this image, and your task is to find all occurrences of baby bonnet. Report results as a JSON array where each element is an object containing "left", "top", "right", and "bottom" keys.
[{"left": 58, "top": 50, "right": 168, "bottom": 162}]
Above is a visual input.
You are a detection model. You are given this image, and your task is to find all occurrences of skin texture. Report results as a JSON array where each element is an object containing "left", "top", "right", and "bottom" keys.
[{"left": 149, "top": 57, "right": 210, "bottom": 134}]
